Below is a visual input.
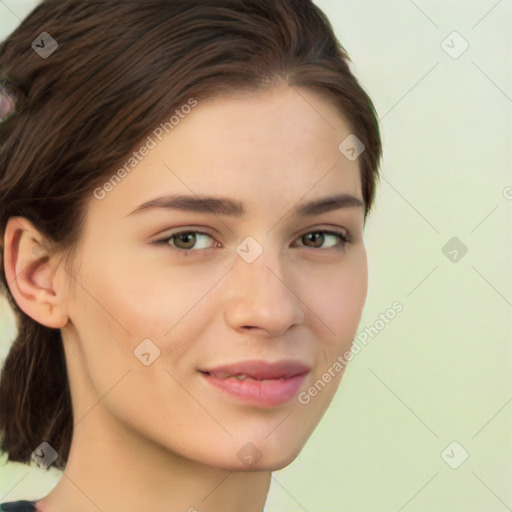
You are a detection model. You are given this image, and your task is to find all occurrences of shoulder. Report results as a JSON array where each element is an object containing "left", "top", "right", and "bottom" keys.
[{"left": 0, "top": 501, "right": 37, "bottom": 512}]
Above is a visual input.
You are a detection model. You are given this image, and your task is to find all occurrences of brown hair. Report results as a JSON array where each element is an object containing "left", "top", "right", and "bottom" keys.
[{"left": 0, "top": 0, "right": 382, "bottom": 470}]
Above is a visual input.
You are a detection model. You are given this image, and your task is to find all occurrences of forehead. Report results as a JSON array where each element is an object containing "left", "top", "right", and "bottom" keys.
[
  {"left": 186, "top": 84, "right": 354, "bottom": 162},
  {"left": 88, "top": 84, "right": 363, "bottom": 222}
]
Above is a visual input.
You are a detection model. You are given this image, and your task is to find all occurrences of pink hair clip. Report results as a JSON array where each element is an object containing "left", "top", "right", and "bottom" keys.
[{"left": 0, "top": 85, "right": 16, "bottom": 122}]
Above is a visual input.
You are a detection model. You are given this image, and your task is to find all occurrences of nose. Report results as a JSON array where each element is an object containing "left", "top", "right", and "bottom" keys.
[{"left": 223, "top": 244, "right": 305, "bottom": 337}]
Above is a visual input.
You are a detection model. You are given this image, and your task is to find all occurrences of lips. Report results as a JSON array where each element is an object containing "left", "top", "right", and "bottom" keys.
[
  {"left": 199, "top": 360, "right": 311, "bottom": 407},
  {"left": 200, "top": 359, "right": 311, "bottom": 380}
]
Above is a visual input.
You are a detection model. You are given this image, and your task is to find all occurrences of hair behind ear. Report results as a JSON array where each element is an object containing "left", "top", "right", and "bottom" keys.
[{"left": 0, "top": 308, "right": 71, "bottom": 471}]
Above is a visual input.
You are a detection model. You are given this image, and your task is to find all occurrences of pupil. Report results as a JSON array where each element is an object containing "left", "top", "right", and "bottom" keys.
[
  {"left": 307, "top": 232, "right": 323, "bottom": 247},
  {"left": 178, "top": 233, "right": 195, "bottom": 249}
]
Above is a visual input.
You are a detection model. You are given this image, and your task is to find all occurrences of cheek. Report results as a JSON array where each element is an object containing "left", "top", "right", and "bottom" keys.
[
  {"left": 66, "top": 251, "right": 213, "bottom": 382},
  {"left": 72, "top": 256, "right": 172, "bottom": 340},
  {"left": 93, "top": 250, "right": 231, "bottom": 339},
  {"left": 65, "top": 271, "right": 193, "bottom": 427},
  {"left": 308, "top": 248, "right": 368, "bottom": 344}
]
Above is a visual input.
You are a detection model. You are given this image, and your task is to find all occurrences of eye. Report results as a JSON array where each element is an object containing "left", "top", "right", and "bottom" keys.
[
  {"left": 153, "top": 230, "right": 219, "bottom": 253},
  {"left": 152, "top": 228, "right": 352, "bottom": 256},
  {"left": 293, "top": 230, "right": 351, "bottom": 251}
]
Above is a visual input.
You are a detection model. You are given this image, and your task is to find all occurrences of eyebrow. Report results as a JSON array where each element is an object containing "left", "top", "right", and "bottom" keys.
[{"left": 127, "top": 193, "right": 364, "bottom": 218}]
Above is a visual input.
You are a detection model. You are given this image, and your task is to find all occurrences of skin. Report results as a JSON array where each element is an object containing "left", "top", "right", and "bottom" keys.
[{"left": 4, "top": 82, "right": 368, "bottom": 512}]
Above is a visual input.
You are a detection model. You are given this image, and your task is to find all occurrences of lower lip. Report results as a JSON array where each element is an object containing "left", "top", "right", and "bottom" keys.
[{"left": 201, "top": 372, "right": 308, "bottom": 407}]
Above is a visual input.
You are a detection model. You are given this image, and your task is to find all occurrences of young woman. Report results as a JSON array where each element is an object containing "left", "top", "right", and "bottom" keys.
[{"left": 0, "top": 0, "right": 382, "bottom": 511}]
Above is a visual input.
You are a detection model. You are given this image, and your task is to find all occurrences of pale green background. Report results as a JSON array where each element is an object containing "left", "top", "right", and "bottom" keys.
[{"left": 1, "top": 1, "right": 511, "bottom": 511}]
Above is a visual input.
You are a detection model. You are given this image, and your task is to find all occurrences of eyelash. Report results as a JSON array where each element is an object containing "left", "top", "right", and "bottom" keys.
[{"left": 152, "top": 228, "right": 352, "bottom": 256}]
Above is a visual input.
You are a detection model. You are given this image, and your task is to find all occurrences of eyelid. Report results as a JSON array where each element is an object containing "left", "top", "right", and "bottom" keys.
[{"left": 150, "top": 227, "right": 216, "bottom": 243}]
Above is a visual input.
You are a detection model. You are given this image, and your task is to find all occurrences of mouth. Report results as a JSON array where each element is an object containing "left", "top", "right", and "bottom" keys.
[{"left": 199, "top": 360, "right": 311, "bottom": 407}]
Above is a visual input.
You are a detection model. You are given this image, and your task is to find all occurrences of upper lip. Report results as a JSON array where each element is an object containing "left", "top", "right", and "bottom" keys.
[{"left": 200, "top": 360, "right": 311, "bottom": 380}]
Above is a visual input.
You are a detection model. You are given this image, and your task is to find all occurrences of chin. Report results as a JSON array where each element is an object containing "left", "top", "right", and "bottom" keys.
[
  {"left": 239, "top": 441, "right": 306, "bottom": 472},
  {"left": 192, "top": 437, "right": 306, "bottom": 472},
  {"left": 255, "top": 448, "right": 303, "bottom": 471}
]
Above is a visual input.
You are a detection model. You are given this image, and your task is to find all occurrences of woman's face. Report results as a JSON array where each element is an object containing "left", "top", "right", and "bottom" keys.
[{"left": 62, "top": 83, "right": 368, "bottom": 471}]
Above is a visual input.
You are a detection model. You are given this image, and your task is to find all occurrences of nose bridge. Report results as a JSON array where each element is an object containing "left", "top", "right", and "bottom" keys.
[{"left": 224, "top": 236, "right": 304, "bottom": 334}]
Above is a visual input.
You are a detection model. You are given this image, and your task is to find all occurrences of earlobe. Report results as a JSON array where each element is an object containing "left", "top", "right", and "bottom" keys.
[{"left": 3, "top": 217, "right": 69, "bottom": 329}]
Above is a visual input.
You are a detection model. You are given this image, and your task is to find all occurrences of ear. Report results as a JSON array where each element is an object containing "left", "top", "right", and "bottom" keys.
[{"left": 2, "top": 217, "right": 69, "bottom": 329}]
